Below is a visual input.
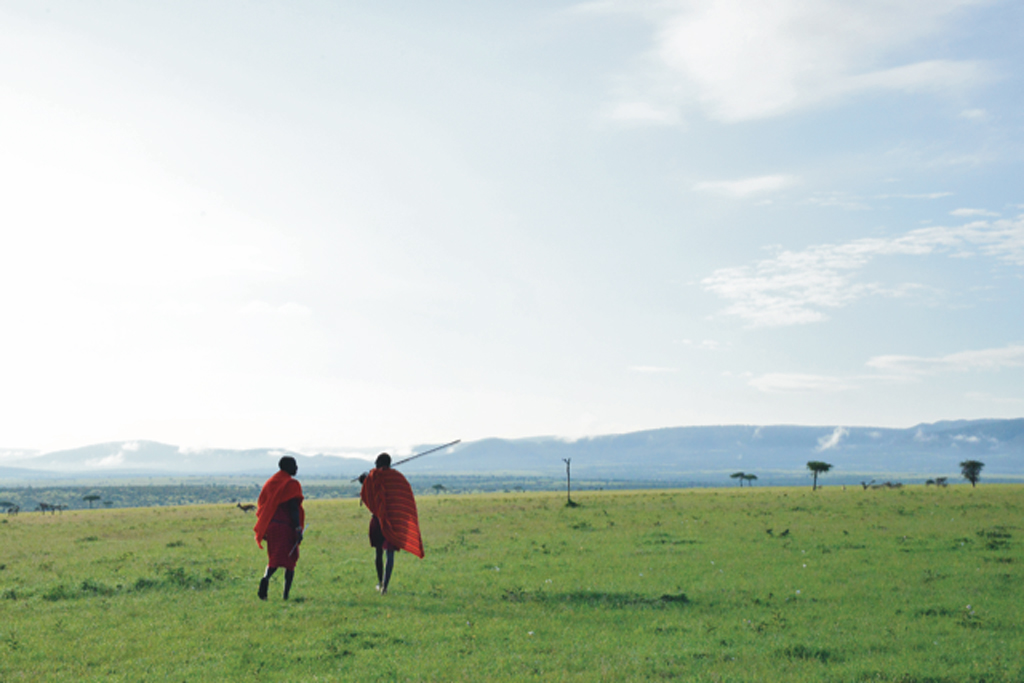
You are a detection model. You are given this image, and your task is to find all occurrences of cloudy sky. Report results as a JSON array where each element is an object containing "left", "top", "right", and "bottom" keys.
[{"left": 1, "top": 0, "right": 1021, "bottom": 454}]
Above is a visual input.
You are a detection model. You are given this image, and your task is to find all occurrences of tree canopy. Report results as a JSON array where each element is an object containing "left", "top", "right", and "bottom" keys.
[
  {"left": 960, "top": 460, "right": 984, "bottom": 487},
  {"left": 806, "top": 461, "right": 833, "bottom": 490}
]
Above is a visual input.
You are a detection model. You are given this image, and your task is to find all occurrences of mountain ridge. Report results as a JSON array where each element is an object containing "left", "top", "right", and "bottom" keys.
[{"left": 1, "top": 418, "right": 1021, "bottom": 484}]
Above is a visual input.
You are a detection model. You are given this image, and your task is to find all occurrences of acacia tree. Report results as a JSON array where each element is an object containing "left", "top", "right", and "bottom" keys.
[
  {"left": 807, "top": 461, "right": 833, "bottom": 491},
  {"left": 960, "top": 460, "right": 984, "bottom": 488},
  {"left": 431, "top": 484, "right": 446, "bottom": 495},
  {"left": 83, "top": 494, "right": 101, "bottom": 509},
  {"left": 743, "top": 473, "right": 758, "bottom": 486},
  {"left": 730, "top": 472, "right": 746, "bottom": 487}
]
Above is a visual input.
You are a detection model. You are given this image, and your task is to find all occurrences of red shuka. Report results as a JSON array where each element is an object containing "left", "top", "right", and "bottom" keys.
[
  {"left": 254, "top": 470, "right": 305, "bottom": 548},
  {"left": 360, "top": 468, "right": 424, "bottom": 559}
]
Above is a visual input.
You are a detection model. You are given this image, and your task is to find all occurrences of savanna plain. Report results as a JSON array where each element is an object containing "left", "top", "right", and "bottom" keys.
[{"left": 0, "top": 485, "right": 1021, "bottom": 682}]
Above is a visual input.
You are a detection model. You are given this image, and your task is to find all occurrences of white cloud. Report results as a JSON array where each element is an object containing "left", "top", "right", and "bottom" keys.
[
  {"left": 693, "top": 174, "right": 797, "bottom": 197},
  {"left": 85, "top": 452, "right": 125, "bottom": 468},
  {"left": 803, "top": 192, "right": 871, "bottom": 211},
  {"left": 749, "top": 373, "right": 856, "bottom": 393},
  {"left": 959, "top": 108, "right": 987, "bottom": 120},
  {"left": 817, "top": 426, "right": 848, "bottom": 451},
  {"left": 630, "top": 365, "right": 679, "bottom": 373},
  {"left": 680, "top": 338, "right": 722, "bottom": 350},
  {"left": 746, "top": 344, "right": 1024, "bottom": 400},
  {"left": 703, "top": 216, "right": 1024, "bottom": 326},
  {"left": 950, "top": 208, "right": 1000, "bottom": 217},
  {"left": 641, "top": 0, "right": 992, "bottom": 122},
  {"left": 604, "top": 101, "right": 680, "bottom": 125},
  {"left": 876, "top": 192, "right": 953, "bottom": 200},
  {"left": 866, "top": 344, "right": 1024, "bottom": 375},
  {"left": 240, "top": 301, "right": 313, "bottom": 317},
  {"left": 965, "top": 391, "right": 1024, "bottom": 405}
]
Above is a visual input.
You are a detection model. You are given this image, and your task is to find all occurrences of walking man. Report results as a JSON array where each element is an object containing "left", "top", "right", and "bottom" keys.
[
  {"left": 359, "top": 453, "right": 424, "bottom": 594},
  {"left": 254, "top": 456, "right": 305, "bottom": 600}
]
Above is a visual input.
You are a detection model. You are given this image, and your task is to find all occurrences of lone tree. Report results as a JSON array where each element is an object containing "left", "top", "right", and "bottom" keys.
[
  {"left": 431, "top": 483, "right": 446, "bottom": 495},
  {"left": 807, "top": 461, "right": 833, "bottom": 491},
  {"left": 730, "top": 472, "right": 746, "bottom": 487},
  {"left": 83, "top": 494, "right": 101, "bottom": 509},
  {"left": 743, "top": 473, "right": 758, "bottom": 486},
  {"left": 960, "top": 460, "right": 984, "bottom": 488}
]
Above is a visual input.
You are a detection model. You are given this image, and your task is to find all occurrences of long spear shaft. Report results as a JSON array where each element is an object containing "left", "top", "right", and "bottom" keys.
[
  {"left": 392, "top": 439, "right": 461, "bottom": 467},
  {"left": 351, "top": 439, "right": 461, "bottom": 482}
]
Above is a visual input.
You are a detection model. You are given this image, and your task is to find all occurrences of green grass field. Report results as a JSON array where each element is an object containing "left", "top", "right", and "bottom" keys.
[{"left": 1, "top": 485, "right": 1021, "bottom": 682}]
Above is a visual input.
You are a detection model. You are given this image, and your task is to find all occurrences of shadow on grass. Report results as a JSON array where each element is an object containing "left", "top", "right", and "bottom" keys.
[
  {"left": 29, "top": 565, "right": 232, "bottom": 602},
  {"left": 323, "top": 630, "right": 408, "bottom": 658},
  {"left": 778, "top": 644, "right": 843, "bottom": 664},
  {"left": 502, "top": 588, "right": 689, "bottom": 609},
  {"left": 640, "top": 531, "right": 699, "bottom": 546}
]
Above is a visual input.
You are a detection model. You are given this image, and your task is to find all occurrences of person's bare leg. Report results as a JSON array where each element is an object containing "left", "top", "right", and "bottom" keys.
[
  {"left": 380, "top": 549, "right": 395, "bottom": 595},
  {"left": 283, "top": 569, "right": 294, "bottom": 600},
  {"left": 258, "top": 566, "right": 277, "bottom": 600}
]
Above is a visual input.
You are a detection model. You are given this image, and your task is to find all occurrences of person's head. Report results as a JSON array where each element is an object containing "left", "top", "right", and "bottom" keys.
[
  {"left": 279, "top": 456, "right": 298, "bottom": 476},
  {"left": 375, "top": 452, "right": 392, "bottom": 469}
]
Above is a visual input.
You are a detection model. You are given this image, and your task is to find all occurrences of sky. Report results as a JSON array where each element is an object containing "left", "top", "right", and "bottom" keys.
[{"left": 1, "top": 0, "right": 1022, "bottom": 455}]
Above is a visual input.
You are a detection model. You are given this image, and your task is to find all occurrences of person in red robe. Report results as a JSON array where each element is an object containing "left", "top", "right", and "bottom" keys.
[
  {"left": 254, "top": 456, "right": 305, "bottom": 600},
  {"left": 359, "top": 453, "right": 424, "bottom": 595}
]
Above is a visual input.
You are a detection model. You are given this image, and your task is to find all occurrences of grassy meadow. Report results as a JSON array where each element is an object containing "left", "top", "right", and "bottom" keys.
[{"left": 0, "top": 484, "right": 1021, "bottom": 682}]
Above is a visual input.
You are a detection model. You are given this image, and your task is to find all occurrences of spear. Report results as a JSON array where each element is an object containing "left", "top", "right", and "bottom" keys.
[
  {"left": 351, "top": 439, "right": 461, "bottom": 482},
  {"left": 289, "top": 524, "right": 305, "bottom": 557}
]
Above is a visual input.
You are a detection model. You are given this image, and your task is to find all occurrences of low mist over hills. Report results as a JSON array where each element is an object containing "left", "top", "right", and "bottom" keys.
[{"left": 2, "top": 419, "right": 1022, "bottom": 486}]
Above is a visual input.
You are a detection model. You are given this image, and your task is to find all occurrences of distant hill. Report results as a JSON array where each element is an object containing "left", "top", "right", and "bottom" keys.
[
  {"left": 0, "top": 441, "right": 374, "bottom": 479},
  {"left": 1, "top": 419, "right": 1021, "bottom": 485},
  {"left": 405, "top": 419, "right": 1024, "bottom": 484}
]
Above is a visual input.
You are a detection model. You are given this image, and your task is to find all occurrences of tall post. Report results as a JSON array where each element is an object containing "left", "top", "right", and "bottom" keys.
[{"left": 563, "top": 458, "right": 572, "bottom": 505}]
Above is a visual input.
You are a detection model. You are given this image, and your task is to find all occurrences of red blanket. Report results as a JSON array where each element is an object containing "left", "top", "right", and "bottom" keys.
[
  {"left": 360, "top": 468, "right": 424, "bottom": 558},
  {"left": 254, "top": 470, "right": 305, "bottom": 548}
]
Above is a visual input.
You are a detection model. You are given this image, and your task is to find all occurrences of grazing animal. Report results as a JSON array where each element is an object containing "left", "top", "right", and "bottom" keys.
[
  {"left": 237, "top": 502, "right": 256, "bottom": 513},
  {"left": 7, "top": 505, "right": 19, "bottom": 516},
  {"left": 779, "top": 529, "right": 790, "bottom": 537}
]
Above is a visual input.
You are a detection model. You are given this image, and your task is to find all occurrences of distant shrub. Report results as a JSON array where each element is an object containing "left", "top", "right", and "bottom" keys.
[
  {"left": 163, "top": 567, "right": 194, "bottom": 587},
  {"left": 80, "top": 579, "right": 115, "bottom": 596},
  {"left": 133, "top": 577, "right": 159, "bottom": 591},
  {"left": 42, "top": 584, "right": 75, "bottom": 602},
  {"left": 780, "top": 644, "right": 840, "bottom": 663}
]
